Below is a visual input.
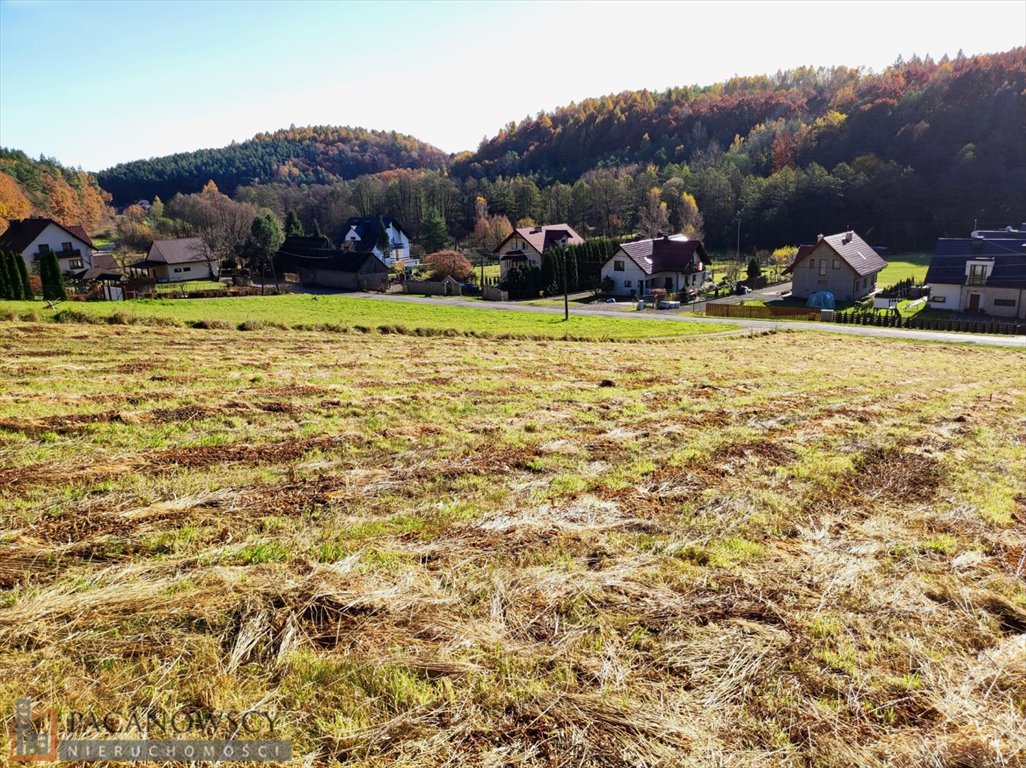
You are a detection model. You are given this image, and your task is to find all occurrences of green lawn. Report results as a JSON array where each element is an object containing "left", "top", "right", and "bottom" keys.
[
  {"left": 877, "top": 253, "right": 932, "bottom": 285},
  {"left": 0, "top": 294, "right": 735, "bottom": 340},
  {"left": 153, "top": 279, "right": 229, "bottom": 293}
]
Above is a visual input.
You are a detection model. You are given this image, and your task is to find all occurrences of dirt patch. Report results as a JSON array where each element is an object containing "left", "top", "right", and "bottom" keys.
[
  {"left": 0, "top": 411, "right": 128, "bottom": 437},
  {"left": 149, "top": 434, "right": 353, "bottom": 470}
]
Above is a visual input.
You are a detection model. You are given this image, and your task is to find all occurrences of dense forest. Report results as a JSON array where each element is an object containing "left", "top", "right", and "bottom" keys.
[
  {"left": 96, "top": 126, "right": 449, "bottom": 206},
  {"left": 8, "top": 48, "right": 1024, "bottom": 252},
  {"left": 0, "top": 149, "right": 113, "bottom": 232}
]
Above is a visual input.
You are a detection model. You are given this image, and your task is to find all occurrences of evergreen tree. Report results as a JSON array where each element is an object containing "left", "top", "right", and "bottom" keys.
[
  {"left": 747, "top": 257, "right": 762, "bottom": 280},
  {"left": 565, "top": 247, "right": 579, "bottom": 293},
  {"left": 5, "top": 253, "right": 24, "bottom": 300},
  {"left": 284, "top": 209, "right": 305, "bottom": 237},
  {"left": 540, "top": 249, "right": 559, "bottom": 295},
  {"left": 41, "top": 251, "right": 67, "bottom": 301},
  {"left": 421, "top": 208, "right": 449, "bottom": 254},
  {"left": 0, "top": 252, "right": 12, "bottom": 299},
  {"left": 14, "top": 252, "right": 33, "bottom": 298}
]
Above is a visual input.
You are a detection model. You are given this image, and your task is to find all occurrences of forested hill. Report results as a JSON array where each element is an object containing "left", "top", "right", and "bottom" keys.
[
  {"left": 0, "top": 149, "right": 113, "bottom": 232},
  {"left": 458, "top": 49, "right": 1025, "bottom": 183},
  {"left": 97, "top": 126, "right": 450, "bottom": 205}
]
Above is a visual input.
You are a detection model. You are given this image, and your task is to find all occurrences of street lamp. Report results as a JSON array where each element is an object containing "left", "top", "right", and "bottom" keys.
[{"left": 560, "top": 237, "right": 569, "bottom": 321}]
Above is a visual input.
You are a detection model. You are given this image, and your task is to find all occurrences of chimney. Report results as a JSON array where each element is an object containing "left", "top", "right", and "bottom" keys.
[
  {"left": 842, "top": 231, "right": 853, "bottom": 245},
  {"left": 817, "top": 234, "right": 824, "bottom": 241}
]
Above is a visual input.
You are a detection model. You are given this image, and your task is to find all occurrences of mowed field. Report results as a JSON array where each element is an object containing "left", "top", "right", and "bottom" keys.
[{"left": 1, "top": 320, "right": 1024, "bottom": 766}]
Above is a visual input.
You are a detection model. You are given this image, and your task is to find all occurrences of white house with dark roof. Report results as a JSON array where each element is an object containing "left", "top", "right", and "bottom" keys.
[
  {"left": 0, "top": 217, "right": 96, "bottom": 276},
  {"left": 341, "top": 217, "right": 411, "bottom": 266},
  {"left": 129, "top": 238, "right": 218, "bottom": 282},
  {"left": 495, "top": 224, "right": 584, "bottom": 281},
  {"left": 925, "top": 229, "right": 1026, "bottom": 319},
  {"left": 784, "top": 231, "right": 887, "bottom": 302},
  {"left": 600, "top": 234, "right": 709, "bottom": 298}
]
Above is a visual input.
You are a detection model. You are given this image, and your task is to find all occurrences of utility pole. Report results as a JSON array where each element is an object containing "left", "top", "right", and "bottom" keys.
[{"left": 561, "top": 238, "right": 569, "bottom": 321}]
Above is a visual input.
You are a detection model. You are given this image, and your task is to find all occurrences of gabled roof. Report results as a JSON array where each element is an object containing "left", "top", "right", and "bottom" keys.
[
  {"left": 145, "top": 238, "right": 213, "bottom": 265},
  {"left": 494, "top": 224, "right": 584, "bottom": 255},
  {"left": 608, "top": 235, "right": 709, "bottom": 276},
  {"left": 972, "top": 224, "right": 1026, "bottom": 240},
  {"left": 281, "top": 234, "right": 334, "bottom": 254},
  {"left": 925, "top": 238, "right": 1026, "bottom": 288},
  {"left": 0, "top": 218, "right": 95, "bottom": 254},
  {"left": 289, "top": 250, "right": 388, "bottom": 273},
  {"left": 343, "top": 216, "right": 408, "bottom": 250},
  {"left": 784, "top": 231, "right": 886, "bottom": 277}
]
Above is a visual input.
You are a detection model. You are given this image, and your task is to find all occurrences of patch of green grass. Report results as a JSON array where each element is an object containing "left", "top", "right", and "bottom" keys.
[{"left": 0, "top": 295, "right": 734, "bottom": 341}]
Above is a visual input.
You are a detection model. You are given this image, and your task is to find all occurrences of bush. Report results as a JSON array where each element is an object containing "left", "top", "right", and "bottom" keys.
[{"left": 423, "top": 250, "right": 473, "bottom": 282}]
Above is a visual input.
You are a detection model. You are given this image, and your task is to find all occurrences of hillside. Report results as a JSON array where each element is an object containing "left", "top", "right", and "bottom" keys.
[
  {"left": 0, "top": 149, "right": 113, "bottom": 232},
  {"left": 96, "top": 125, "right": 450, "bottom": 205},
  {"left": 0, "top": 319, "right": 1023, "bottom": 765}
]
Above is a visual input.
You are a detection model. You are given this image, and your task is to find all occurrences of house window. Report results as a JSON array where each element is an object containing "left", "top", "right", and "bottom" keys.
[
  {"left": 69, "top": 259, "right": 83, "bottom": 269},
  {"left": 994, "top": 299, "right": 1016, "bottom": 307},
  {"left": 613, "top": 260, "right": 625, "bottom": 272},
  {"left": 62, "top": 242, "right": 73, "bottom": 252},
  {"left": 173, "top": 267, "right": 182, "bottom": 273},
  {"left": 968, "top": 264, "right": 988, "bottom": 285},
  {"left": 664, "top": 277, "right": 673, "bottom": 290},
  {"left": 931, "top": 296, "right": 946, "bottom": 303},
  {"left": 38, "top": 244, "right": 50, "bottom": 255},
  {"left": 819, "top": 260, "right": 827, "bottom": 276},
  {"left": 832, "top": 259, "right": 840, "bottom": 269},
  {"left": 624, "top": 280, "right": 632, "bottom": 288},
  {"left": 183, "top": 266, "right": 191, "bottom": 272}
]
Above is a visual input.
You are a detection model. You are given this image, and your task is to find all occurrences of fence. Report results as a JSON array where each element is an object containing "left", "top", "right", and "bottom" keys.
[
  {"left": 705, "top": 302, "right": 820, "bottom": 320},
  {"left": 836, "top": 312, "right": 1025, "bottom": 335}
]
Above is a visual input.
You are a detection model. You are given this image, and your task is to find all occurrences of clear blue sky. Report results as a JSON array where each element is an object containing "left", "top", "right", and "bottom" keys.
[{"left": 1, "top": 0, "right": 1023, "bottom": 171}]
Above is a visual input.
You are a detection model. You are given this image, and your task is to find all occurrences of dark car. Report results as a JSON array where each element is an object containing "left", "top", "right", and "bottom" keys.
[{"left": 734, "top": 283, "right": 752, "bottom": 295}]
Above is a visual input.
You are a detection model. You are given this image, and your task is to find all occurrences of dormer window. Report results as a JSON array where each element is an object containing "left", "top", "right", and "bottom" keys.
[
  {"left": 62, "top": 242, "right": 73, "bottom": 252},
  {"left": 966, "top": 260, "right": 993, "bottom": 286}
]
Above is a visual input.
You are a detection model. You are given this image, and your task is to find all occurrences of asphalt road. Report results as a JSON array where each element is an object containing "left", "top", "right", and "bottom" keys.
[{"left": 346, "top": 292, "right": 1026, "bottom": 349}]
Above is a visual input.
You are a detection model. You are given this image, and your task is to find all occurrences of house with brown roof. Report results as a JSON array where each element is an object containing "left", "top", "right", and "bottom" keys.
[
  {"left": 128, "top": 238, "right": 218, "bottom": 282},
  {"left": 495, "top": 224, "right": 584, "bottom": 281},
  {"left": 784, "top": 231, "right": 886, "bottom": 302},
  {"left": 0, "top": 217, "right": 96, "bottom": 276},
  {"left": 601, "top": 234, "right": 710, "bottom": 298}
]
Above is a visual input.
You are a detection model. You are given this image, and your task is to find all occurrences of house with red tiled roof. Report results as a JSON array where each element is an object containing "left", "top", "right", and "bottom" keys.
[
  {"left": 0, "top": 218, "right": 96, "bottom": 276},
  {"left": 600, "top": 234, "right": 709, "bottom": 299},
  {"left": 784, "top": 231, "right": 887, "bottom": 302},
  {"left": 495, "top": 224, "right": 584, "bottom": 281}
]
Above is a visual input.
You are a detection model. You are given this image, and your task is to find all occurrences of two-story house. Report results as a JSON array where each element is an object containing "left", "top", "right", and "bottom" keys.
[
  {"left": 600, "top": 234, "right": 709, "bottom": 298},
  {"left": 495, "top": 224, "right": 584, "bottom": 281},
  {"left": 784, "top": 231, "right": 887, "bottom": 302},
  {"left": 341, "top": 217, "right": 412, "bottom": 267},
  {"left": 0, "top": 217, "right": 96, "bottom": 276},
  {"left": 925, "top": 229, "right": 1026, "bottom": 319}
]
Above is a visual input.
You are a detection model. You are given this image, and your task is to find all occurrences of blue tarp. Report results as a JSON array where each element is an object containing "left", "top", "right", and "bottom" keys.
[{"left": 806, "top": 291, "right": 835, "bottom": 309}]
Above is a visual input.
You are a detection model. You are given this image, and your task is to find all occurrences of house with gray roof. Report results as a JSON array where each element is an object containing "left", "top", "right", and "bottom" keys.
[
  {"left": 925, "top": 230, "right": 1026, "bottom": 319},
  {"left": 129, "top": 238, "right": 218, "bottom": 282},
  {"left": 784, "top": 231, "right": 886, "bottom": 302},
  {"left": 600, "top": 234, "right": 709, "bottom": 298}
]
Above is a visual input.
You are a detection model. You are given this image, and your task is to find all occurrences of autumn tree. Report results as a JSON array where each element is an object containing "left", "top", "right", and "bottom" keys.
[
  {"left": 678, "top": 192, "right": 705, "bottom": 240},
  {"left": 0, "top": 173, "right": 32, "bottom": 229},
  {"left": 639, "top": 187, "right": 671, "bottom": 238},
  {"left": 423, "top": 249, "right": 472, "bottom": 281}
]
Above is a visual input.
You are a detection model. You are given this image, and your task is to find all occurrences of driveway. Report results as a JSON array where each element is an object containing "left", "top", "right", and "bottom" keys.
[
  {"left": 708, "top": 281, "right": 793, "bottom": 305},
  {"left": 346, "top": 291, "right": 1026, "bottom": 348}
]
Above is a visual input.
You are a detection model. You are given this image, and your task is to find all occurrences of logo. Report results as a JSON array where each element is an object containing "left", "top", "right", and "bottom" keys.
[
  {"left": 10, "top": 699, "right": 58, "bottom": 762},
  {"left": 8, "top": 699, "right": 291, "bottom": 763}
]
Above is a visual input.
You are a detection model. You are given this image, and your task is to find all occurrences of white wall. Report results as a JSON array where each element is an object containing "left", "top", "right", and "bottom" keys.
[
  {"left": 601, "top": 251, "right": 709, "bottom": 296},
  {"left": 152, "top": 260, "right": 218, "bottom": 283},
  {"left": 18, "top": 223, "right": 94, "bottom": 275},
  {"left": 927, "top": 283, "right": 1025, "bottom": 319},
  {"left": 498, "top": 235, "right": 541, "bottom": 280},
  {"left": 926, "top": 283, "right": 961, "bottom": 311}
]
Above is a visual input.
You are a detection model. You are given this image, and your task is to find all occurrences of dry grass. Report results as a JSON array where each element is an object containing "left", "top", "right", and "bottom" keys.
[{"left": 0, "top": 322, "right": 1024, "bottom": 767}]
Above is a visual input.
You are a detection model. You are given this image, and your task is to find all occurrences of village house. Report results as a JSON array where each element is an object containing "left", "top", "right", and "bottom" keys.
[
  {"left": 785, "top": 231, "right": 886, "bottom": 302},
  {"left": 129, "top": 238, "right": 218, "bottom": 282},
  {"left": 341, "top": 217, "right": 412, "bottom": 266},
  {"left": 495, "top": 224, "right": 584, "bottom": 281},
  {"left": 600, "top": 234, "right": 709, "bottom": 298},
  {"left": 0, "top": 217, "right": 96, "bottom": 276},
  {"left": 924, "top": 227, "right": 1026, "bottom": 319}
]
